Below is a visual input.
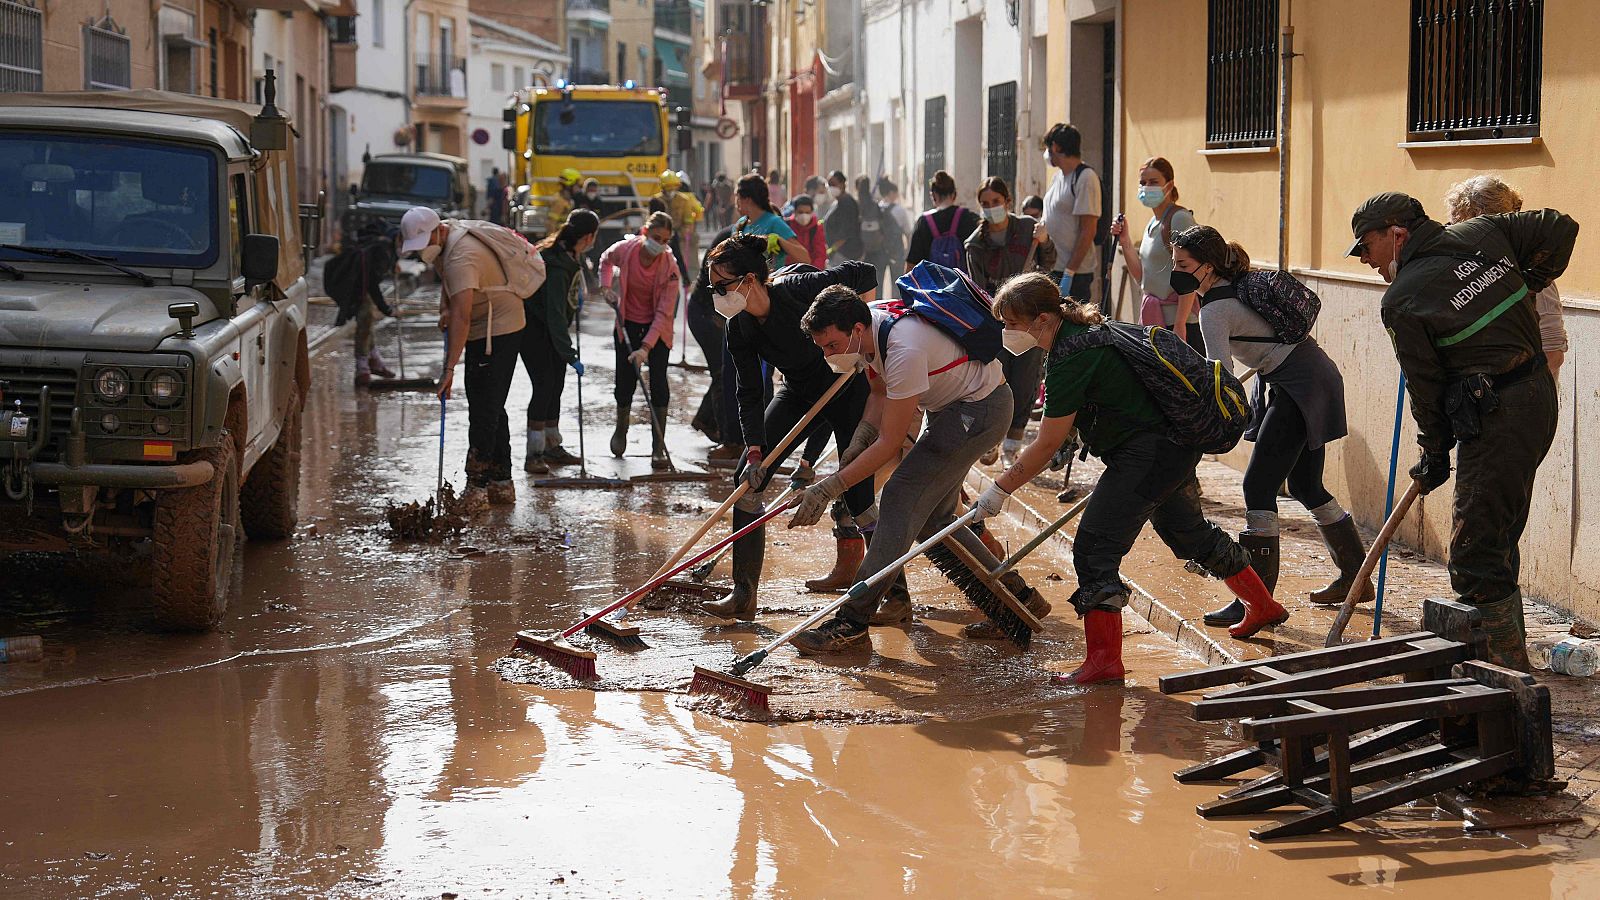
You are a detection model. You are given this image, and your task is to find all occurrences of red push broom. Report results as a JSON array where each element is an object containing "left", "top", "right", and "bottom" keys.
[
  {"left": 512, "top": 497, "right": 802, "bottom": 678},
  {"left": 689, "top": 507, "right": 986, "bottom": 714}
]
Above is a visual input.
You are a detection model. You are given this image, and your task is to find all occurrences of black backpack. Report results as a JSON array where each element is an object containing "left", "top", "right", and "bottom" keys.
[
  {"left": 1232, "top": 270, "right": 1321, "bottom": 344},
  {"left": 1055, "top": 321, "right": 1250, "bottom": 453},
  {"left": 1069, "top": 163, "right": 1109, "bottom": 249}
]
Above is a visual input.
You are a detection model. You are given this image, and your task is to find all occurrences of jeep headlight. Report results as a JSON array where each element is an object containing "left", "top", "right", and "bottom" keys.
[
  {"left": 147, "top": 369, "right": 183, "bottom": 407},
  {"left": 94, "top": 367, "right": 130, "bottom": 404}
]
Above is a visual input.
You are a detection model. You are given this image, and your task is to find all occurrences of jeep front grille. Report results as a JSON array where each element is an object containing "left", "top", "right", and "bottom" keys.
[{"left": 0, "top": 368, "right": 76, "bottom": 461}]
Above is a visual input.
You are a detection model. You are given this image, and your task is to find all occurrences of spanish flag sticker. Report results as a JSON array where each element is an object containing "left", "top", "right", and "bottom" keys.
[{"left": 143, "top": 441, "right": 176, "bottom": 460}]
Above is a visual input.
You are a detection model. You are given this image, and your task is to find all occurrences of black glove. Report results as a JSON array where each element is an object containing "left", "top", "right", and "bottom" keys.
[{"left": 1409, "top": 450, "right": 1451, "bottom": 495}]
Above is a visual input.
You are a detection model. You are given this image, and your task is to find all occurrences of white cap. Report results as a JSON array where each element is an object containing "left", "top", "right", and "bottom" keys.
[{"left": 399, "top": 206, "right": 441, "bottom": 252}]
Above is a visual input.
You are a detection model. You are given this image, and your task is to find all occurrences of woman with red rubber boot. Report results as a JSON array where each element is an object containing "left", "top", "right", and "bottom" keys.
[{"left": 974, "top": 274, "right": 1286, "bottom": 686}]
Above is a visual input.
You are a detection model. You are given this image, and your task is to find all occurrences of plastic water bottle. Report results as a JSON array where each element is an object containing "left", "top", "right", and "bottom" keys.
[{"left": 1542, "top": 637, "right": 1600, "bottom": 677}]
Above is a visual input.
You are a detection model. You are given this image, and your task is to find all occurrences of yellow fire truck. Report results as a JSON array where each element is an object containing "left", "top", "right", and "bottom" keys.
[{"left": 502, "top": 82, "right": 670, "bottom": 243}]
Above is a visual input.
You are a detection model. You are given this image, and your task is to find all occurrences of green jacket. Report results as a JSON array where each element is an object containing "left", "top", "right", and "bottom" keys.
[
  {"left": 529, "top": 246, "right": 583, "bottom": 363},
  {"left": 1381, "top": 210, "right": 1578, "bottom": 454}
]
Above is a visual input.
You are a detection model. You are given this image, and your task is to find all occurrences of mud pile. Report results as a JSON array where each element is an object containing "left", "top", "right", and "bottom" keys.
[{"left": 384, "top": 482, "right": 469, "bottom": 541}]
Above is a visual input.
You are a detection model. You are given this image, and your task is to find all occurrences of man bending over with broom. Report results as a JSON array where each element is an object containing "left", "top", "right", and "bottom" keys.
[
  {"left": 699, "top": 234, "right": 889, "bottom": 621},
  {"left": 786, "top": 281, "right": 1051, "bottom": 653}
]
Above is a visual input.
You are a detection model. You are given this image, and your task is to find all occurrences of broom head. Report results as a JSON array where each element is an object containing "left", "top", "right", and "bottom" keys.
[
  {"left": 585, "top": 613, "right": 649, "bottom": 650},
  {"left": 688, "top": 664, "right": 771, "bottom": 714},
  {"left": 923, "top": 542, "right": 1037, "bottom": 649},
  {"left": 512, "top": 631, "right": 598, "bottom": 680}
]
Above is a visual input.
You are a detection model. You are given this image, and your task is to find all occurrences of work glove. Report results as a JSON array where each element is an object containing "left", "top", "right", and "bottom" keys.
[
  {"left": 738, "top": 447, "right": 765, "bottom": 490},
  {"left": 972, "top": 482, "right": 1011, "bottom": 522},
  {"left": 628, "top": 347, "right": 649, "bottom": 368},
  {"left": 789, "top": 458, "right": 817, "bottom": 491},
  {"left": 840, "top": 421, "right": 879, "bottom": 467},
  {"left": 569, "top": 359, "right": 585, "bottom": 377},
  {"left": 1410, "top": 450, "right": 1452, "bottom": 495},
  {"left": 789, "top": 474, "right": 845, "bottom": 528}
]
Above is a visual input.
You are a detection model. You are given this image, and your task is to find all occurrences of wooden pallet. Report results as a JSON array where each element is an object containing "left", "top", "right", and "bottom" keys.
[{"left": 1160, "top": 599, "right": 1556, "bottom": 840}]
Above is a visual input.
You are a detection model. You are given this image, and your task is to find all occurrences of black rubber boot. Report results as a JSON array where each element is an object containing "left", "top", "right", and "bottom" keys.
[
  {"left": 610, "top": 403, "right": 629, "bottom": 458},
  {"left": 700, "top": 507, "right": 763, "bottom": 620},
  {"left": 1203, "top": 534, "right": 1278, "bottom": 627},
  {"left": 1308, "top": 515, "right": 1375, "bottom": 606},
  {"left": 1477, "top": 590, "right": 1531, "bottom": 672},
  {"left": 650, "top": 406, "right": 670, "bottom": 470}
]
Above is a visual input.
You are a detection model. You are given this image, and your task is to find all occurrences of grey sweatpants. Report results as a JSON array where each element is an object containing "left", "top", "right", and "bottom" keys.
[{"left": 838, "top": 384, "right": 1027, "bottom": 626}]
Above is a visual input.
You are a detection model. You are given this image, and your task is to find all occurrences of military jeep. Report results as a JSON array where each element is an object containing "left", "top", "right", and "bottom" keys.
[
  {"left": 343, "top": 151, "right": 475, "bottom": 236},
  {"left": 0, "top": 81, "right": 309, "bottom": 630}
]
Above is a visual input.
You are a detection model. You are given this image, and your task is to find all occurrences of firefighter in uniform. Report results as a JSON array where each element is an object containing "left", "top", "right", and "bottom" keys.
[{"left": 1349, "top": 192, "right": 1578, "bottom": 670}]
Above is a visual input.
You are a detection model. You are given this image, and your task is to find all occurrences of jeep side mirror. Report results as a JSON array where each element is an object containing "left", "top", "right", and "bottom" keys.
[
  {"left": 169, "top": 301, "right": 200, "bottom": 338},
  {"left": 242, "top": 234, "right": 279, "bottom": 285}
]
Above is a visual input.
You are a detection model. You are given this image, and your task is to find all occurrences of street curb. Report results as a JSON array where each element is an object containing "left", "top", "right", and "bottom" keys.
[{"left": 964, "top": 467, "right": 1237, "bottom": 668}]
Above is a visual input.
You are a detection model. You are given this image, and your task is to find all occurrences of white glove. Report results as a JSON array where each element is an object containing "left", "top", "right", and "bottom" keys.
[
  {"left": 972, "top": 482, "right": 1011, "bottom": 521},
  {"left": 789, "top": 474, "right": 845, "bottom": 528},
  {"left": 628, "top": 347, "right": 649, "bottom": 368},
  {"left": 840, "top": 421, "right": 879, "bottom": 466}
]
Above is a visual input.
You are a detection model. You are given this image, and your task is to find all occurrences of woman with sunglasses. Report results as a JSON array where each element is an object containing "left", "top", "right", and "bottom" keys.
[{"left": 695, "top": 234, "right": 886, "bottom": 622}]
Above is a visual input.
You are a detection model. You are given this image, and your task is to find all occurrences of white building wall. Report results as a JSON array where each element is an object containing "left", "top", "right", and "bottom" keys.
[
  {"left": 331, "top": 0, "right": 409, "bottom": 187},
  {"left": 465, "top": 35, "right": 566, "bottom": 210}
]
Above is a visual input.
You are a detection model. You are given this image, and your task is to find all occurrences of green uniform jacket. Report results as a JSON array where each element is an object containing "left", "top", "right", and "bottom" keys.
[
  {"left": 531, "top": 246, "right": 583, "bottom": 363},
  {"left": 1381, "top": 210, "right": 1578, "bottom": 454}
]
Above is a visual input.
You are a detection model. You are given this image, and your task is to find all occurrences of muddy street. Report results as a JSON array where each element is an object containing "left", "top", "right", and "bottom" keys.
[{"left": 3, "top": 313, "right": 1599, "bottom": 898}]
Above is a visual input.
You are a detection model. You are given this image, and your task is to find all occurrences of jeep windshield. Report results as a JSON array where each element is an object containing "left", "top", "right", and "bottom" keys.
[
  {"left": 0, "top": 132, "right": 218, "bottom": 268},
  {"left": 532, "top": 100, "right": 663, "bottom": 157},
  {"left": 360, "top": 162, "right": 454, "bottom": 202}
]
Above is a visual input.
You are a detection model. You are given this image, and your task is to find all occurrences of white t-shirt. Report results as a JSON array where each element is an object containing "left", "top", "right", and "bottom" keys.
[
  {"left": 867, "top": 309, "right": 1003, "bottom": 413},
  {"left": 1043, "top": 164, "right": 1102, "bottom": 275}
]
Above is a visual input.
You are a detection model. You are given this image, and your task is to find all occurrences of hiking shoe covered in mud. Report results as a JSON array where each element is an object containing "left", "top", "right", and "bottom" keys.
[
  {"left": 791, "top": 617, "right": 868, "bottom": 655},
  {"left": 962, "top": 588, "right": 1051, "bottom": 640},
  {"left": 869, "top": 595, "right": 914, "bottom": 626},
  {"left": 524, "top": 454, "right": 550, "bottom": 474},
  {"left": 457, "top": 485, "right": 490, "bottom": 515},
  {"left": 486, "top": 480, "right": 517, "bottom": 506},
  {"left": 543, "top": 444, "right": 581, "bottom": 467}
]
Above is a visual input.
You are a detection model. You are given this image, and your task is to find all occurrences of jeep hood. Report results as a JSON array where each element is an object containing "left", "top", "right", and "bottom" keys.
[{"left": 0, "top": 283, "right": 216, "bottom": 351}]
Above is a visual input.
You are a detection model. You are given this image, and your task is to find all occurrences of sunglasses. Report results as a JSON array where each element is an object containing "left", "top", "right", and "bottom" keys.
[{"left": 710, "top": 274, "right": 747, "bottom": 296}]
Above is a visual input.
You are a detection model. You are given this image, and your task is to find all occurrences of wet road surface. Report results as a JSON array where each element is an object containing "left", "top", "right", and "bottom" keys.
[{"left": 3, "top": 312, "right": 1600, "bottom": 897}]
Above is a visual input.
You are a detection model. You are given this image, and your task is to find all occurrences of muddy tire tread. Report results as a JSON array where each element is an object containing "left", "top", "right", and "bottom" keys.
[
  {"left": 152, "top": 439, "right": 238, "bottom": 631},
  {"left": 240, "top": 391, "right": 302, "bottom": 540}
]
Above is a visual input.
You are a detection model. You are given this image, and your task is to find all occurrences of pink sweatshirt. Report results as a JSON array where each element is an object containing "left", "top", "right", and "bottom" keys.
[{"left": 599, "top": 235, "right": 682, "bottom": 349}]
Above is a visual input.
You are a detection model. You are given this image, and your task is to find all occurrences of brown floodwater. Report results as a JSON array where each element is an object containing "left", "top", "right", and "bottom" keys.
[{"left": 2, "top": 315, "right": 1597, "bottom": 898}]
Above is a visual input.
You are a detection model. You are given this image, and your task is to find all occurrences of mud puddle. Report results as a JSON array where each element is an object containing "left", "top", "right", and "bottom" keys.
[{"left": 5, "top": 312, "right": 1600, "bottom": 897}]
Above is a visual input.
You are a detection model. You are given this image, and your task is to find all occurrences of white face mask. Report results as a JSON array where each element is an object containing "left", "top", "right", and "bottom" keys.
[
  {"left": 981, "top": 205, "right": 1008, "bottom": 224},
  {"left": 793, "top": 212, "right": 814, "bottom": 226},
  {"left": 643, "top": 236, "right": 667, "bottom": 256},
  {"left": 1002, "top": 328, "right": 1038, "bottom": 355},
  {"left": 1385, "top": 259, "right": 1399, "bottom": 283},
  {"left": 1043, "top": 150, "right": 1054, "bottom": 165},
  {"left": 417, "top": 244, "right": 441, "bottom": 265},
  {"left": 714, "top": 286, "right": 747, "bottom": 319},
  {"left": 828, "top": 186, "right": 842, "bottom": 199},
  {"left": 824, "top": 330, "right": 863, "bottom": 374}
]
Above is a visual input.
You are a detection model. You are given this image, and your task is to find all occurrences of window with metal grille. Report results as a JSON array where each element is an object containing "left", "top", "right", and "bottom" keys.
[
  {"left": 924, "top": 96, "right": 946, "bottom": 177},
  {"left": 1205, "top": 0, "right": 1278, "bottom": 149},
  {"left": 1408, "top": 0, "right": 1542, "bottom": 141},
  {"left": 83, "top": 18, "right": 131, "bottom": 90},
  {"left": 1, "top": 0, "right": 43, "bottom": 93},
  {"left": 986, "top": 82, "right": 1017, "bottom": 189}
]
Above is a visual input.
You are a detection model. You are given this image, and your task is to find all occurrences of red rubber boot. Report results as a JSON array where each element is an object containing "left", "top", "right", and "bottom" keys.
[
  {"left": 1226, "top": 567, "right": 1289, "bottom": 639},
  {"left": 1051, "top": 609, "right": 1126, "bottom": 686}
]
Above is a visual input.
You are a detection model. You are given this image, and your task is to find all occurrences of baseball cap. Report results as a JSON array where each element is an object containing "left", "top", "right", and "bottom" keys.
[
  {"left": 1348, "top": 192, "right": 1427, "bottom": 256},
  {"left": 399, "top": 206, "right": 441, "bottom": 253}
]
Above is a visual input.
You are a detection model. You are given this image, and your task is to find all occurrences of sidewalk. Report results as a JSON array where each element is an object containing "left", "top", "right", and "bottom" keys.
[{"left": 970, "top": 450, "right": 1600, "bottom": 838}]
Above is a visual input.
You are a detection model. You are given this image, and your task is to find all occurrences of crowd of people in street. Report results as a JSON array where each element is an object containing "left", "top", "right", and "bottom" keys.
[{"left": 331, "top": 116, "right": 1577, "bottom": 683}]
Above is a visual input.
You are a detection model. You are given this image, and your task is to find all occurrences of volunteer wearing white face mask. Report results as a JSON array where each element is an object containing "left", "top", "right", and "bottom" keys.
[
  {"left": 695, "top": 235, "right": 882, "bottom": 621},
  {"left": 1110, "top": 157, "right": 1202, "bottom": 351},
  {"left": 401, "top": 205, "right": 531, "bottom": 509},
  {"left": 597, "top": 211, "right": 683, "bottom": 469},
  {"left": 785, "top": 194, "right": 829, "bottom": 268},
  {"left": 965, "top": 175, "right": 1057, "bottom": 467}
]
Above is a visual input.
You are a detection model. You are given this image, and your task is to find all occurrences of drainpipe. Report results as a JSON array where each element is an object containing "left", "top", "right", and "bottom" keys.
[
  {"left": 403, "top": 0, "right": 416, "bottom": 144},
  {"left": 1276, "top": 22, "right": 1295, "bottom": 273}
]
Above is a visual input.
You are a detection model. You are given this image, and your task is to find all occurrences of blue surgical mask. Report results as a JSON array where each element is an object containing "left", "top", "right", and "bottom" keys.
[{"left": 1138, "top": 185, "right": 1165, "bottom": 208}]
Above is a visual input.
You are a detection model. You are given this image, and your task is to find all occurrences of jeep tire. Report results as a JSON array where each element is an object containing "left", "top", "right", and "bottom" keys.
[
  {"left": 241, "top": 390, "right": 302, "bottom": 540},
  {"left": 152, "top": 439, "right": 241, "bottom": 631}
]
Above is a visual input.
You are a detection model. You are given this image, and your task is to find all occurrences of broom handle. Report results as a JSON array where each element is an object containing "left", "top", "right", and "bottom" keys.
[
  {"left": 752, "top": 507, "right": 984, "bottom": 656},
  {"left": 643, "top": 368, "right": 857, "bottom": 583},
  {"left": 694, "top": 445, "right": 840, "bottom": 577},
  {"left": 560, "top": 497, "right": 801, "bottom": 638},
  {"left": 1324, "top": 479, "right": 1423, "bottom": 647},
  {"left": 993, "top": 493, "right": 1091, "bottom": 576}
]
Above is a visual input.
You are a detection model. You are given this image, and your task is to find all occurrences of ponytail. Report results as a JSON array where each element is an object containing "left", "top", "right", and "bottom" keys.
[
  {"left": 538, "top": 208, "right": 600, "bottom": 253},
  {"left": 992, "top": 272, "right": 1104, "bottom": 328},
  {"left": 1171, "top": 225, "right": 1251, "bottom": 280}
]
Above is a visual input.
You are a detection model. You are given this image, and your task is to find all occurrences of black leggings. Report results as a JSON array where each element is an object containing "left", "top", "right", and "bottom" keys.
[
  {"left": 464, "top": 328, "right": 523, "bottom": 484},
  {"left": 741, "top": 375, "right": 875, "bottom": 519},
  {"left": 519, "top": 313, "right": 566, "bottom": 423},
  {"left": 614, "top": 320, "right": 670, "bottom": 408},
  {"left": 1242, "top": 386, "right": 1334, "bottom": 513}
]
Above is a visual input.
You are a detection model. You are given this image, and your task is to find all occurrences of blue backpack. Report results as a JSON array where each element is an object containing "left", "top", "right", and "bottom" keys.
[
  {"left": 922, "top": 209, "right": 968, "bottom": 270},
  {"left": 877, "top": 261, "right": 1004, "bottom": 365}
]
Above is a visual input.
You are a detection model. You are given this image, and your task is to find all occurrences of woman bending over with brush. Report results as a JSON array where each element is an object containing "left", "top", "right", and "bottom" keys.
[
  {"left": 975, "top": 273, "right": 1287, "bottom": 685},
  {"left": 1171, "top": 226, "right": 1369, "bottom": 629}
]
